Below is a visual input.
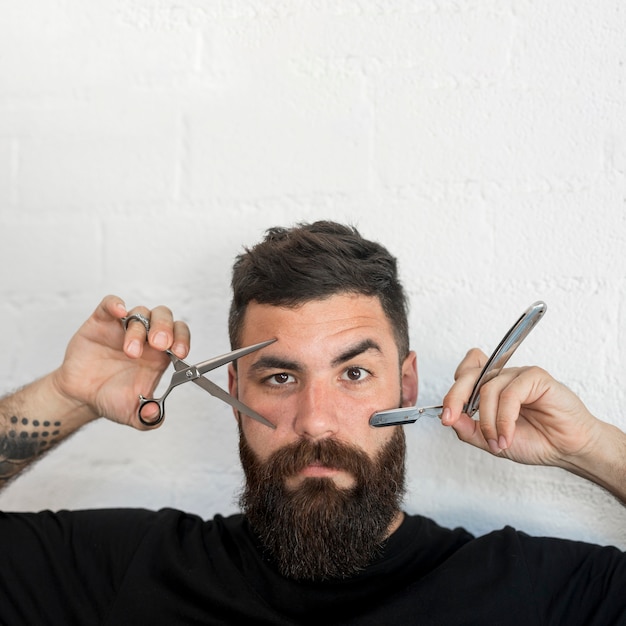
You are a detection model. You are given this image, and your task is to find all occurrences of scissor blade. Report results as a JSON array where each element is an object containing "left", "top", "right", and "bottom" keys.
[
  {"left": 190, "top": 374, "right": 276, "bottom": 429},
  {"left": 195, "top": 339, "right": 277, "bottom": 375},
  {"left": 167, "top": 350, "right": 189, "bottom": 372},
  {"left": 166, "top": 340, "right": 276, "bottom": 428}
]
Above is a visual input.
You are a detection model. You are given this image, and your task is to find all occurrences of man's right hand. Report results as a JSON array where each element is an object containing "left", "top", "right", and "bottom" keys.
[{"left": 51, "top": 295, "right": 191, "bottom": 429}]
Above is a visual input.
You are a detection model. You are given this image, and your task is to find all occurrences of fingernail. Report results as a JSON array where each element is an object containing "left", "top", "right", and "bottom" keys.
[
  {"left": 172, "top": 343, "right": 186, "bottom": 358},
  {"left": 498, "top": 436, "right": 508, "bottom": 450},
  {"left": 441, "top": 407, "right": 451, "bottom": 425},
  {"left": 153, "top": 332, "right": 168, "bottom": 349},
  {"left": 487, "top": 439, "right": 501, "bottom": 454},
  {"left": 127, "top": 340, "right": 141, "bottom": 358}
]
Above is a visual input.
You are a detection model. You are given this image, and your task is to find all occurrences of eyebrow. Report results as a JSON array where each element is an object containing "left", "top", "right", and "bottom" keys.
[
  {"left": 249, "top": 355, "right": 303, "bottom": 373},
  {"left": 331, "top": 339, "right": 383, "bottom": 367},
  {"left": 248, "top": 338, "right": 383, "bottom": 374}
]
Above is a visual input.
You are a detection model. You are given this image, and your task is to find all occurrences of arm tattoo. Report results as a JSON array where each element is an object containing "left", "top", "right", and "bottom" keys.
[{"left": 0, "top": 416, "right": 62, "bottom": 485}]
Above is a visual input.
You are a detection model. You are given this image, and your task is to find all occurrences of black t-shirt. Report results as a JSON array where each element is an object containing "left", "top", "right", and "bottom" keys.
[{"left": 1, "top": 508, "right": 625, "bottom": 625}]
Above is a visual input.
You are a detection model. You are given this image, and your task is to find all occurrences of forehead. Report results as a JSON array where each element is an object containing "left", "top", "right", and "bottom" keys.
[{"left": 239, "top": 294, "right": 397, "bottom": 353}]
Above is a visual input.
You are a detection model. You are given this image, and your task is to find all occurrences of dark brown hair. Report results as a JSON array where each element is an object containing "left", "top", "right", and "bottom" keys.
[{"left": 228, "top": 221, "right": 409, "bottom": 358}]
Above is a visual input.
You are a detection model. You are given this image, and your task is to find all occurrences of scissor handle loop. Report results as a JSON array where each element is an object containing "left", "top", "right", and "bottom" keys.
[{"left": 138, "top": 396, "right": 165, "bottom": 427}]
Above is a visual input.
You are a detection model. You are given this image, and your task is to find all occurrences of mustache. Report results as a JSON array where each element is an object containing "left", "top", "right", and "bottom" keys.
[{"left": 243, "top": 436, "right": 376, "bottom": 485}]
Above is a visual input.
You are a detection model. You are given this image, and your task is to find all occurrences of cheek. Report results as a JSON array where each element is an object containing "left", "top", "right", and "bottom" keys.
[
  {"left": 239, "top": 422, "right": 267, "bottom": 462},
  {"left": 346, "top": 412, "right": 395, "bottom": 445},
  {"left": 240, "top": 417, "right": 290, "bottom": 464},
  {"left": 255, "top": 394, "right": 299, "bottom": 424}
]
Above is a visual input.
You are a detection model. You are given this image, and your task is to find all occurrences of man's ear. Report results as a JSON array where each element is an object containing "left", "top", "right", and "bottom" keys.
[
  {"left": 227, "top": 363, "right": 241, "bottom": 422},
  {"left": 401, "top": 351, "right": 418, "bottom": 407}
]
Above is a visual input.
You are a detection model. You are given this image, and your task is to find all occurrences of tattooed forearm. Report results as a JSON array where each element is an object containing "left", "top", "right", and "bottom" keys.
[{"left": 0, "top": 416, "right": 62, "bottom": 485}]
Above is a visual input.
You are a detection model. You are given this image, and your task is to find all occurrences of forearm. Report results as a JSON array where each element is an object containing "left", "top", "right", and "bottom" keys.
[
  {"left": 560, "top": 420, "right": 626, "bottom": 506},
  {"left": 0, "top": 372, "right": 98, "bottom": 488}
]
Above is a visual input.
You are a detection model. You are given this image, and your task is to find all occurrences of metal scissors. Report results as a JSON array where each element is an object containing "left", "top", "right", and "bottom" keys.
[
  {"left": 369, "top": 301, "right": 547, "bottom": 427},
  {"left": 121, "top": 314, "right": 276, "bottom": 428}
]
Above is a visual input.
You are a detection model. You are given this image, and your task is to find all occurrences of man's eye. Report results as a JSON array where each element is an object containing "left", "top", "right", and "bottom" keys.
[
  {"left": 342, "top": 367, "right": 370, "bottom": 382},
  {"left": 266, "top": 372, "right": 294, "bottom": 385}
]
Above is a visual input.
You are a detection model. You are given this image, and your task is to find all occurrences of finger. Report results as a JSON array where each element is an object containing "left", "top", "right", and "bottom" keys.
[
  {"left": 147, "top": 305, "right": 175, "bottom": 351},
  {"left": 453, "top": 348, "right": 488, "bottom": 380},
  {"left": 147, "top": 307, "right": 191, "bottom": 358},
  {"left": 171, "top": 320, "right": 191, "bottom": 358},
  {"left": 473, "top": 369, "right": 519, "bottom": 453},
  {"left": 94, "top": 294, "right": 127, "bottom": 323},
  {"left": 123, "top": 306, "right": 151, "bottom": 358},
  {"left": 491, "top": 366, "right": 551, "bottom": 447},
  {"left": 442, "top": 348, "right": 489, "bottom": 424},
  {"left": 446, "top": 412, "right": 491, "bottom": 452}
]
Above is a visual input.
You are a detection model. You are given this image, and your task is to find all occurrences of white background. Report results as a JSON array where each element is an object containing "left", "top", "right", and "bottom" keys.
[{"left": 1, "top": 1, "right": 625, "bottom": 548}]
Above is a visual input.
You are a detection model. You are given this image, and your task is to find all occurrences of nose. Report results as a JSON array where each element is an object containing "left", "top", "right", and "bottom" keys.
[{"left": 292, "top": 379, "right": 340, "bottom": 441}]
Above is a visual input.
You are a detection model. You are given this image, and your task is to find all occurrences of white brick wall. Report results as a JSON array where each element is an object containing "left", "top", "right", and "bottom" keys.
[{"left": 1, "top": 1, "right": 625, "bottom": 548}]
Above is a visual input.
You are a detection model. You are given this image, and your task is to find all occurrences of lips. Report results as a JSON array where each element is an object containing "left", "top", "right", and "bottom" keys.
[{"left": 298, "top": 461, "right": 341, "bottom": 477}]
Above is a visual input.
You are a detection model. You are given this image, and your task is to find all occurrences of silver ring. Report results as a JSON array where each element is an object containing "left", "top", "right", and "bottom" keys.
[{"left": 121, "top": 313, "right": 151, "bottom": 334}]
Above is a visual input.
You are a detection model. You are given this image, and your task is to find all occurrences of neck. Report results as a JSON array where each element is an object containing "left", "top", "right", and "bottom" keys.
[{"left": 385, "top": 510, "right": 405, "bottom": 538}]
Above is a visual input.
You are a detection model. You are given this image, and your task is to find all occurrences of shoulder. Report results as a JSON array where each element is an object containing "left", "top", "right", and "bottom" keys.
[
  {"left": 377, "top": 513, "right": 475, "bottom": 572},
  {"left": 0, "top": 507, "right": 245, "bottom": 546},
  {"left": 394, "top": 512, "right": 475, "bottom": 549}
]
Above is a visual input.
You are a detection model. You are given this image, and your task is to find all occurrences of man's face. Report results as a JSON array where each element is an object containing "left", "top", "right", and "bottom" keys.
[
  {"left": 229, "top": 293, "right": 417, "bottom": 491},
  {"left": 228, "top": 293, "right": 418, "bottom": 580}
]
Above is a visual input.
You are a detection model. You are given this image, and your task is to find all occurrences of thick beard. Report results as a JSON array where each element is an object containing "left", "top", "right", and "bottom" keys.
[{"left": 238, "top": 428, "right": 406, "bottom": 581}]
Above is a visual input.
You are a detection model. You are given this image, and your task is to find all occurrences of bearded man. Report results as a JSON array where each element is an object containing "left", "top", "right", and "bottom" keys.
[{"left": 1, "top": 221, "right": 626, "bottom": 624}]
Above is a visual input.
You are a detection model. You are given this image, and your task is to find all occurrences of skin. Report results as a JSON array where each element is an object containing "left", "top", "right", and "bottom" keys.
[
  {"left": 0, "top": 296, "right": 191, "bottom": 486},
  {"left": 2, "top": 293, "right": 625, "bottom": 507},
  {"left": 444, "top": 349, "right": 626, "bottom": 503},
  {"left": 228, "top": 294, "right": 418, "bottom": 534},
  {"left": 51, "top": 295, "right": 191, "bottom": 428}
]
